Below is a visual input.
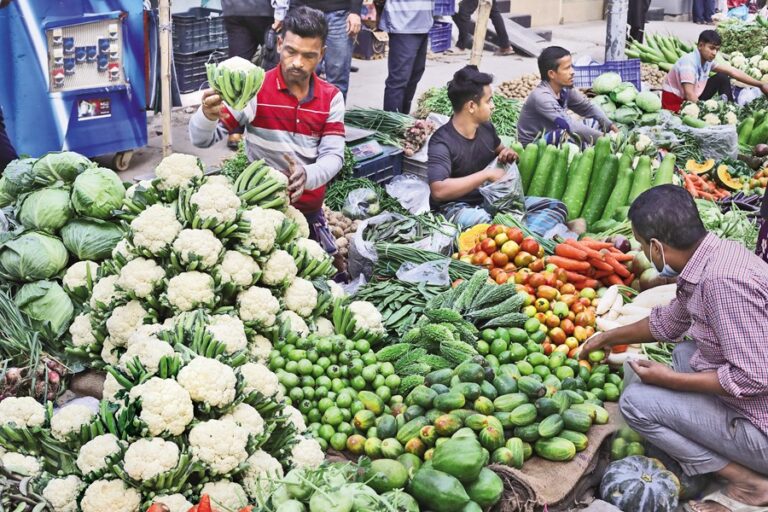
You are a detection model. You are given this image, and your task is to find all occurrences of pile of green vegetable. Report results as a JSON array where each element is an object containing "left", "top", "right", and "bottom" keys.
[
  {"left": 354, "top": 279, "right": 447, "bottom": 337},
  {"left": 626, "top": 33, "right": 694, "bottom": 70},
  {"left": 716, "top": 18, "right": 768, "bottom": 58},
  {"left": 696, "top": 199, "right": 759, "bottom": 250},
  {"left": 414, "top": 87, "right": 522, "bottom": 137},
  {"left": 591, "top": 72, "right": 662, "bottom": 126}
]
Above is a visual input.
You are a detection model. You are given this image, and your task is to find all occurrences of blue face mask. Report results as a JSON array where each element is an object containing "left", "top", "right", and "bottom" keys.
[{"left": 650, "top": 239, "right": 680, "bottom": 279}]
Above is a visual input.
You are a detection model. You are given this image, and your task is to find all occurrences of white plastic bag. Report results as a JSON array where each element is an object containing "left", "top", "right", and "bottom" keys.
[
  {"left": 478, "top": 161, "right": 526, "bottom": 216},
  {"left": 385, "top": 174, "right": 431, "bottom": 214},
  {"left": 342, "top": 187, "right": 381, "bottom": 220},
  {"left": 396, "top": 259, "right": 451, "bottom": 286}
]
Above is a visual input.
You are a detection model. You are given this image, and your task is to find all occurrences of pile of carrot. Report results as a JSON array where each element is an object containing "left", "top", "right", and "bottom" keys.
[
  {"left": 548, "top": 238, "right": 634, "bottom": 289},
  {"left": 681, "top": 171, "right": 730, "bottom": 200}
]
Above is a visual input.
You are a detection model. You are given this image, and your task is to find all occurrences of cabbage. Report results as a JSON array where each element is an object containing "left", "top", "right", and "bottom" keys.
[
  {"left": 0, "top": 232, "right": 69, "bottom": 282},
  {"left": 613, "top": 105, "right": 641, "bottom": 125},
  {"left": 18, "top": 187, "right": 73, "bottom": 233},
  {"left": 71, "top": 167, "right": 126, "bottom": 219},
  {"left": 635, "top": 91, "right": 661, "bottom": 113},
  {"left": 610, "top": 82, "right": 638, "bottom": 105},
  {"left": 14, "top": 280, "right": 74, "bottom": 338},
  {"left": 592, "top": 72, "right": 622, "bottom": 94},
  {"left": 639, "top": 113, "right": 660, "bottom": 126},
  {"left": 31, "top": 151, "right": 93, "bottom": 186},
  {"left": 592, "top": 95, "right": 617, "bottom": 115},
  {"left": 61, "top": 218, "right": 123, "bottom": 261},
  {"left": 0, "top": 158, "right": 37, "bottom": 206}
]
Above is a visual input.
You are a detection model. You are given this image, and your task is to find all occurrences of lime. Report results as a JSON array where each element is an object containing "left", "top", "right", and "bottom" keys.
[
  {"left": 509, "top": 343, "right": 528, "bottom": 362},
  {"left": 524, "top": 318, "right": 541, "bottom": 334},
  {"left": 490, "top": 338, "right": 508, "bottom": 356},
  {"left": 481, "top": 329, "right": 497, "bottom": 343},
  {"left": 496, "top": 328, "right": 511, "bottom": 343},
  {"left": 533, "top": 365, "right": 551, "bottom": 378},
  {"left": 516, "top": 361, "right": 534, "bottom": 376},
  {"left": 477, "top": 340, "right": 490, "bottom": 355},
  {"left": 509, "top": 328, "right": 528, "bottom": 344}
]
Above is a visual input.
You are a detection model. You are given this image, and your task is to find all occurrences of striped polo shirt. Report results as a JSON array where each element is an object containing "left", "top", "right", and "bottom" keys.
[{"left": 381, "top": 0, "right": 434, "bottom": 34}]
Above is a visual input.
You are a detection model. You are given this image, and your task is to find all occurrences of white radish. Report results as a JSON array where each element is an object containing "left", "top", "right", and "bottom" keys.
[
  {"left": 620, "top": 304, "right": 652, "bottom": 317},
  {"left": 596, "top": 317, "right": 623, "bottom": 332},
  {"left": 631, "top": 284, "right": 677, "bottom": 309},
  {"left": 596, "top": 285, "right": 620, "bottom": 315}
]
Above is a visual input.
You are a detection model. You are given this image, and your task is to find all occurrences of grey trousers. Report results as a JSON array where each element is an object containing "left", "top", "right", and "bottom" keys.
[{"left": 620, "top": 340, "right": 768, "bottom": 476}]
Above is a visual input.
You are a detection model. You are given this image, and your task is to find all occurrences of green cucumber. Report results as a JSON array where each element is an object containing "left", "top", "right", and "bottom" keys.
[
  {"left": 652, "top": 153, "right": 676, "bottom": 187},
  {"left": 527, "top": 145, "right": 559, "bottom": 196},
  {"left": 581, "top": 154, "right": 619, "bottom": 226},
  {"left": 562, "top": 147, "right": 595, "bottom": 220}
]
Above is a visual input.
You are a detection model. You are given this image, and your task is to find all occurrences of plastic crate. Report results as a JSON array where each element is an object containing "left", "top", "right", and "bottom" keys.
[
  {"left": 403, "top": 157, "right": 428, "bottom": 181},
  {"left": 433, "top": 0, "right": 456, "bottom": 16},
  {"left": 573, "top": 59, "right": 642, "bottom": 90},
  {"left": 353, "top": 28, "right": 388, "bottom": 60},
  {"left": 172, "top": 8, "right": 228, "bottom": 55},
  {"left": 353, "top": 145, "right": 403, "bottom": 185},
  {"left": 174, "top": 49, "right": 227, "bottom": 94},
  {"left": 429, "top": 21, "right": 452, "bottom": 53}
]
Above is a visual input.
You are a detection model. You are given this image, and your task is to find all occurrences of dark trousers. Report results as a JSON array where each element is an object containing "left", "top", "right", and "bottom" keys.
[
  {"left": 453, "top": 0, "right": 510, "bottom": 49},
  {"left": 692, "top": 0, "right": 715, "bottom": 22},
  {"left": 700, "top": 72, "right": 734, "bottom": 102},
  {"left": 384, "top": 33, "right": 428, "bottom": 114},
  {"left": 0, "top": 107, "right": 17, "bottom": 174},
  {"left": 628, "top": 0, "right": 651, "bottom": 42}
]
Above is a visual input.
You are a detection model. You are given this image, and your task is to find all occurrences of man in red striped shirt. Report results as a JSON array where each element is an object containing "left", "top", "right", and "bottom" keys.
[{"left": 190, "top": 6, "right": 345, "bottom": 257}]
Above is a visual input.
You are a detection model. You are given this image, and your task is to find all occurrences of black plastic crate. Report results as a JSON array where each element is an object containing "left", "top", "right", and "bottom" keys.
[
  {"left": 353, "top": 145, "right": 403, "bottom": 185},
  {"left": 173, "top": 8, "right": 228, "bottom": 55},
  {"left": 174, "top": 49, "right": 227, "bottom": 94}
]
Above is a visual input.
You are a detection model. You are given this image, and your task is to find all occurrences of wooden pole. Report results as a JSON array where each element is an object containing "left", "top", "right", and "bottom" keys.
[
  {"left": 470, "top": 0, "right": 493, "bottom": 66},
  {"left": 159, "top": 0, "right": 173, "bottom": 156},
  {"left": 605, "top": 0, "right": 628, "bottom": 61}
]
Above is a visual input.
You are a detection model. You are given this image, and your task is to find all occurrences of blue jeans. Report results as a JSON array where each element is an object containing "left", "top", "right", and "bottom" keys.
[
  {"left": 384, "top": 33, "right": 429, "bottom": 114},
  {"left": 321, "top": 10, "right": 353, "bottom": 99},
  {"left": 439, "top": 202, "right": 492, "bottom": 230},
  {"left": 692, "top": 0, "right": 715, "bottom": 22}
]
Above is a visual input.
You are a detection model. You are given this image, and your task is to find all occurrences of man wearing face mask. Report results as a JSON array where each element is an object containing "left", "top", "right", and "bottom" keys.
[{"left": 580, "top": 185, "right": 768, "bottom": 512}]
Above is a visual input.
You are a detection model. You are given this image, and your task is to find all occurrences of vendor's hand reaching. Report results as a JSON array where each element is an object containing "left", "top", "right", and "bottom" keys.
[
  {"left": 284, "top": 154, "right": 307, "bottom": 203},
  {"left": 629, "top": 359, "right": 677, "bottom": 388},
  {"left": 201, "top": 89, "right": 225, "bottom": 122},
  {"left": 579, "top": 332, "right": 611, "bottom": 362},
  {"left": 346, "top": 13, "right": 362, "bottom": 36},
  {"left": 761, "top": 83, "right": 768, "bottom": 97},
  {"left": 484, "top": 168, "right": 507, "bottom": 182},
  {"left": 497, "top": 147, "right": 518, "bottom": 165}
]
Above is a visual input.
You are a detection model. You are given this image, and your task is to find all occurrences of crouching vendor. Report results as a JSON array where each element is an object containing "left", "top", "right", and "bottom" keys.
[
  {"left": 517, "top": 46, "right": 617, "bottom": 146},
  {"left": 662, "top": 30, "right": 768, "bottom": 113},
  {"left": 580, "top": 185, "right": 768, "bottom": 512},
  {"left": 189, "top": 6, "right": 345, "bottom": 260},
  {"left": 428, "top": 66, "right": 518, "bottom": 229}
]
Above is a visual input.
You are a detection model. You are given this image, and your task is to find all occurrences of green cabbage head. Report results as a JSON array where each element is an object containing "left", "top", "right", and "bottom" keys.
[
  {"left": 635, "top": 91, "right": 662, "bottom": 113},
  {"left": 61, "top": 218, "right": 123, "bottom": 261},
  {"left": 71, "top": 167, "right": 126, "bottom": 219},
  {"left": 610, "top": 82, "right": 638, "bottom": 106},
  {"left": 0, "top": 232, "right": 69, "bottom": 282},
  {"left": 592, "top": 72, "right": 622, "bottom": 94},
  {"left": 31, "top": 151, "right": 93, "bottom": 186},
  {"left": 14, "top": 280, "right": 74, "bottom": 338},
  {"left": 18, "top": 187, "right": 73, "bottom": 233}
]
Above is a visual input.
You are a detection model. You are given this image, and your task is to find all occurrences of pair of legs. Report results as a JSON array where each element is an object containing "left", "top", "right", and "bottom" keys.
[
  {"left": 620, "top": 340, "right": 768, "bottom": 511},
  {"left": 317, "top": 10, "right": 354, "bottom": 100},
  {"left": 383, "top": 33, "right": 428, "bottom": 114},
  {"left": 627, "top": 0, "right": 651, "bottom": 42},
  {"left": 453, "top": 0, "right": 512, "bottom": 54},
  {"left": 692, "top": 0, "right": 716, "bottom": 23},
  {"left": 700, "top": 72, "right": 735, "bottom": 102}
]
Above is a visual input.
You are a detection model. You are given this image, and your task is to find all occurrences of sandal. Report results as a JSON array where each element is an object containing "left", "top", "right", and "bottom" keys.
[
  {"left": 494, "top": 47, "right": 514, "bottom": 56},
  {"left": 684, "top": 491, "right": 768, "bottom": 512}
]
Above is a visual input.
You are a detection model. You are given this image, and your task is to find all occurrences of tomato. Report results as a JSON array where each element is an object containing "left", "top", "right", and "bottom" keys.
[
  {"left": 549, "top": 327, "right": 566, "bottom": 345},
  {"left": 472, "top": 251, "right": 488, "bottom": 265},
  {"left": 479, "top": 233, "right": 488, "bottom": 241},
  {"left": 520, "top": 238, "right": 540, "bottom": 255},
  {"left": 487, "top": 224, "right": 506, "bottom": 237},
  {"left": 507, "top": 227, "right": 524, "bottom": 244},
  {"left": 542, "top": 342, "right": 554, "bottom": 355},
  {"left": 489, "top": 268, "right": 505, "bottom": 280},
  {"left": 480, "top": 238, "right": 497, "bottom": 254},
  {"left": 560, "top": 283, "right": 576, "bottom": 295},
  {"left": 528, "top": 273, "right": 546, "bottom": 289},
  {"left": 542, "top": 271, "right": 557, "bottom": 288},
  {"left": 559, "top": 293, "right": 576, "bottom": 307},
  {"left": 534, "top": 311, "right": 547, "bottom": 323},
  {"left": 500, "top": 240, "right": 520, "bottom": 258},
  {"left": 460, "top": 255, "right": 473, "bottom": 264},
  {"left": 494, "top": 232, "right": 510, "bottom": 246},
  {"left": 503, "top": 262, "right": 517, "bottom": 271},
  {"left": 514, "top": 251, "right": 535, "bottom": 268},
  {"left": 560, "top": 318, "right": 575, "bottom": 336},
  {"left": 568, "top": 346, "right": 580, "bottom": 359},
  {"left": 585, "top": 326, "right": 596, "bottom": 337},
  {"left": 491, "top": 251, "right": 509, "bottom": 268},
  {"left": 525, "top": 285, "right": 536, "bottom": 296},
  {"left": 564, "top": 336, "right": 579, "bottom": 350},
  {"left": 575, "top": 311, "right": 594, "bottom": 327},
  {"left": 537, "top": 247, "right": 546, "bottom": 258},
  {"left": 481, "top": 256, "right": 493, "bottom": 268},
  {"left": 571, "top": 302, "right": 585, "bottom": 314},
  {"left": 528, "top": 258, "right": 545, "bottom": 272},
  {"left": 555, "top": 280, "right": 565, "bottom": 289},
  {"left": 567, "top": 312, "right": 576, "bottom": 322},
  {"left": 577, "top": 359, "right": 592, "bottom": 371},
  {"left": 579, "top": 297, "right": 592, "bottom": 307},
  {"left": 573, "top": 326, "right": 588, "bottom": 342},
  {"left": 535, "top": 299, "right": 550, "bottom": 313},
  {"left": 495, "top": 272, "right": 509, "bottom": 284},
  {"left": 555, "top": 344, "right": 570, "bottom": 354},
  {"left": 555, "top": 268, "right": 569, "bottom": 284},
  {"left": 552, "top": 301, "right": 569, "bottom": 319},
  {"left": 537, "top": 285, "right": 559, "bottom": 301},
  {"left": 579, "top": 288, "right": 596, "bottom": 299},
  {"left": 523, "top": 305, "right": 537, "bottom": 317},
  {"left": 514, "top": 268, "right": 531, "bottom": 284},
  {"left": 613, "top": 344, "right": 628, "bottom": 353},
  {"left": 545, "top": 313, "right": 561, "bottom": 329}
]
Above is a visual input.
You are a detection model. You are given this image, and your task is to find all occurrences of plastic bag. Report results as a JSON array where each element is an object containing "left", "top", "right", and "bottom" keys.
[
  {"left": 737, "top": 86, "right": 762, "bottom": 107},
  {"left": 342, "top": 274, "right": 367, "bottom": 295},
  {"left": 396, "top": 259, "right": 451, "bottom": 286},
  {"left": 385, "top": 174, "right": 431, "bottom": 214},
  {"left": 653, "top": 110, "right": 738, "bottom": 160},
  {"left": 408, "top": 113, "right": 450, "bottom": 163},
  {"left": 342, "top": 187, "right": 382, "bottom": 220},
  {"left": 478, "top": 161, "right": 526, "bottom": 216},
  {"left": 348, "top": 212, "right": 402, "bottom": 279}
]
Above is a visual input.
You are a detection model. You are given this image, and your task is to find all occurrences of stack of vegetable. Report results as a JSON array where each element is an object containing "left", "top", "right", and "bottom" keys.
[
  {"left": 681, "top": 160, "right": 734, "bottom": 200},
  {"left": 549, "top": 239, "right": 636, "bottom": 289},
  {"left": 640, "top": 63, "right": 667, "bottom": 89},
  {"left": 591, "top": 72, "right": 662, "bottom": 126},
  {"left": 497, "top": 74, "right": 541, "bottom": 101},
  {"left": 345, "top": 109, "right": 435, "bottom": 157},
  {"left": 414, "top": 87, "right": 522, "bottom": 137},
  {"left": 205, "top": 57, "right": 266, "bottom": 111},
  {"left": 679, "top": 100, "right": 739, "bottom": 128},
  {"left": 354, "top": 279, "right": 447, "bottom": 337},
  {"left": 626, "top": 33, "right": 694, "bottom": 71},
  {"left": 323, "top": 206, "right": 358, "bottom": 267},
  {"left": 738, "top": 108, "right": 768, "bottom": 151},
  {"left": 697, "top": 198, "right": 760, "bottom": 250},
  {"left": 717, "top": 17, "right": 768, "bottom": 58},
  {"left": 362, "top": 213, "right": 457, "bottom": 247},
  {"left": 721, "top": 49, "right": 768, "bottom": 81}
]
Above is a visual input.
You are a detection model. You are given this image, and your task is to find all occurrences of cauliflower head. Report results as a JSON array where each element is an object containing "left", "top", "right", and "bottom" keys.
[
  {"left": 69, "top": 313, "right": 96, "bottom": 348},
  {"left": 207, "top": 314, "right": 248, "bottom": 353},
  {"left": 81, "top": 479, "right": 141, "bottom": 512},
  {"left": 177, "top": 357, "right": 237, "bottom": 408},
  {"left": 90, "top": 275, "right": 121, "bottom": 310},
  {"left": 112, "top": 239, "right": 137, "bottom": 262},
  {"left": 295, "top": 237, "right": 329, "bottom": 262},
  {"left": 285, "top": 205, "right": 310, "bottom": 238},
  {"left": 261, "top": 249, "right": 298, "bottom": 286},
  {"left": 119, "top": 335, "right": 174, "bottom": 374},
  {"left": 279, "top": 311, "right": 309, "bottom": 337},
  {"left": 349, "top": 300, "right": 386, "bottom": 333},
  {"left": 703, "top": 113, "right": 721, "bottom": 125},
  {"left": 51, "top": 404, "right": 95, "bottom": 441},
  {"left": 124, "top": 437, "right": 179, "bottom": 481},
  {"left": 172, "top": 229, "right": 224, "bottom": 269},
  {"left": 77, "top": 434, "right": 122, "bottom": 475},
  {"left": 291, "top": 437, "right": 325, "bottom": 469},
  {"left": 703, "top": 99, "right": 719, "bottom": 111},
  {"left": 239, "top": 362, "right": 279, "bottom": 397},
  {"left": 117, "top": 257, "right": 165, "bottom": 298},
  {"left": 314, "top": 317, "right": 335, "bottom": 336},
  {"left": 237, "top": 286, "right": 280, "bottom": 326},
  {"left": 241, "top": 207, "right": 277, "bottom": 253},
  {"left": 62, "top": 260, "right": 99, "bottom": 292},
  {"left": 1, "top": 452, "right": 41, "bottom": 476},
  {"left": 327, "top": 280, "right": 347, "bottom": 300},
  {"left": 166, "top": 271, "right": 215, "bottom": 312},
  {"left": 248, "top": 334, "right": 273, "bottom": 362},
  {"left": 241, "top": 450, "right": 283, "bottom": 499},
  {"left": 220, "top": 403, "right": 265, "bottom": 438},
  {"left": 634, "top": 133, "right": 652, "bottom": 153},
  {"left": 189, "top": 419, "right": 249, "bottom": 474},
  {"left": 0, "top": 396, "right": 45, "bottom": 428},
  {"left": 100, "top": 337, "right": 119, "bottom": 366},
  {"left": 283, "top": 277, "right": 317, "bottom": 318},
  {"left": 154, "top": 153, "right": 203, "bottom": 191},
  {"left": 106, "top": 300, "right": 147, "bottom": 347},
  {"left": 102, "top": 372, "right": 124, "bottom": 402},
  {"left": 153, "top": 495, "right": 193, "bottom": 512},
  {"left": 680, "top": 103, "right": 700, "bottom": 118},
  {"left": 129, "top": 377, "right": 194, "bottom": 436},
  {"left": 725, "top": 111, "right": 738, "bottom": 125},
  {"left": 218, "top": 251, "right": 261, "bottom": 288},
  {"left": 43, "top": 476, "right": 84, "bottom": 512},
  {"left": 282, "top": 405, "right": 307, "bottom": 432},
  {"left": 191, "top": 182, "right": 241, "bottom": 223},
  {"left": 131, "top": 205, "right": 182, "bottom": 255},
  {"left": 200, "top": 481, "right": 249, "bottom": 512}
]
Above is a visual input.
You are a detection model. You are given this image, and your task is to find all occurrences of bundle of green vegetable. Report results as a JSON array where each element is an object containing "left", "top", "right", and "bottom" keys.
[
  {"left": 354, "top": 279, "right": 447, "bottom": 336},
  {"left": 206, "top": 56, "right": 266, "bottom": 111},
  {"left": 325, "top": 177, "right": 407, "bottom": 215},
  {"left": 345, "top": 108, "right": 435, "bottom": 157},
  {"left": 373, "top": 243, "right": 479, "bottom": 281},
  {"left": 696, "top": 198, "right": 759, "bottom": 249},
  {"left": 362, "top": 212, "right": 457, "bottom": 245},
  {"left": 626, "top": 33, "right": 694, "bottom": 70},
  {"left": 716, "top": 18, "right": 768, "bottom": 58},
  {"left": 414, "top": 87, "right": 522, "bottom": 137}
]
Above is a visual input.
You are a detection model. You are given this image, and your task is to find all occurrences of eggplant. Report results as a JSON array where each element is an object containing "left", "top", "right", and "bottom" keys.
[
  {"left": 612, "top": 235, "right": 631, "bottom": 253},
  {"left": 753, "top": 144, "right": 768, "bottom": 158}
]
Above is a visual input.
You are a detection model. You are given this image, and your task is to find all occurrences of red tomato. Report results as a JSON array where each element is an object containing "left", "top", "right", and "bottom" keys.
[
  {"left": 491, "top": 251, "right": 509, "bottom": 268},
  {"left": 507, "top": 227, "right": 524, "bottom": 244},
  {"left": 520, "top": 238, "right": 540, "bottom": 255},
  {"left": 472, "top": 251, "right": 488, "bottom": 265},
  {"left": 528, "top": 258, "right": 545, "bottom": 272}
]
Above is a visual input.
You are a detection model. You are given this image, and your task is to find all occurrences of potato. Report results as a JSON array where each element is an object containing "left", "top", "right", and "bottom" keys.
[{"left": 337, "top": 237, "right": 349, "bottom": 248}]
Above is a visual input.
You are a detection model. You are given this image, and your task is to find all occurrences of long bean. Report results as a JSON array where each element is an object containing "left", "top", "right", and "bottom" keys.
[{"left": 373, "top": 242, "right": 478, "bottom": 281}]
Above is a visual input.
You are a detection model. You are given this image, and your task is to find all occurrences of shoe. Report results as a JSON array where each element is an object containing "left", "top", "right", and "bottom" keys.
[
  {"left": 227, "top": 133, "right": 242, "bottom": 150},
  {"left": 494, "top": 47, "right": 514, "bottom": 56}
]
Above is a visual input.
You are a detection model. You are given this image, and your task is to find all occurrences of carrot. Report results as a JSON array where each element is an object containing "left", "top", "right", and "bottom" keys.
[
  {"left": 148, "top": 505, "right": 170, "bottom": 512},
  {"left": 546, "top": 256, "right": 591, "bottom": 273},
  {"left": 697, "top": 191, "right": 717, "bottom": 200},
  {"left": 564, "top": 270, "right": 587, "bottom": 282},
  {"left": 604, "top": 252, "right": 631, "bottom": 278},
  {"left": 579, "top": 239, "right": 613, "bottom": 250},
  {"left": 608, "top": 251, "right": 634, "bottom": 262},
  {"left": 574, "top": 278, "right": 600, "bottom": 290},
  {"left": 588, "top": 257, "right": 613, "bottom": 272},
  {"left": 555, "top": 243, "right": 588, "bottom": 261},
  {"left": 623, "top": 273, "right": 635, "bottom": 286},
  {"left": 593, "top": 269, "right": 614, "bottom": 279},
  {"left": 602, "top": 274, "right": 624, "bottom": 286}
]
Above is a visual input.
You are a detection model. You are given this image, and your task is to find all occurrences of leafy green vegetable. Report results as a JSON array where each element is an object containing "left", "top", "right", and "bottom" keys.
[
  {"left": 0, "top": 232, "right": 69, "bottom": 282},
  {"left": 592, "top": 72, "right": 622, "bottom": 94},
  {"left": 31, "top": 151, "right": 93, "bottom": 186},
  {"left": 0, "top": 158, "right": 37, "bottom": 205},
  {"left": 14, "top": 280, "right": 74, "bottom": 339},
  {"left": 71, "top": 167, "right": 125, "bottom": 219},
  {"left": 18, "top": 187, "right": 73, "bottom": 233},
  {"left": 696, "top": 199, "right": 759, "bottom": 250},
  {"left": 219, "top": 141, "right": 250, "bottom": 182},
  {"left": 60, "top": 218, "right": 123, "bottom": 261},
  {"left": 636, "top": 91, "right": 662, "bottom": 113},
  {"left": 610, "top": 83, "right": 638, "bottom": 105}
]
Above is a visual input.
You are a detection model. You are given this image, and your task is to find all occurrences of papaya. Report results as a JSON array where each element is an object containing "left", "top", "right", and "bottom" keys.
[
  {"left": 431, "top": 437, "right": 488, "bottom": 483},
  {"left": 465, "top": 467, "right": 504, "bottom": 508},
  {"left": 408, "top": 468, "right": 470, "bottom": 512}
]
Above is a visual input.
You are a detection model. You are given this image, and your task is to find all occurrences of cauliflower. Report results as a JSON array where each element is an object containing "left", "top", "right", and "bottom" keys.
[
  {"left": 172, "top": 229, "right": 224, "bottom": 269},
  {"left": 62, "top": 260, "right": 99, "bottom": 292},
  {"left": 248, "top": 334, "right": 273, "bottom": 362},
  {"left": 634, "top": 133, "right": 652, "bottom": 153},
  {"left": 119, "top": 335, "right": 174, "bottom": 374},
  {"left": 154, "top": 153, "right": 203, "bottom": 191},
  {"left": 126, "top": 323, "right": 165, "bottom": 347},
  {"left": 751, "top": 67, "right": 763, "bottom": 79},
  {"left": 207, "top": 314, "right": 248, "bottom": 353},
  {"left": 240, "top": 362, "right": 280, "bottom": 397},
  {"left": 283, "top": 277, "right": 317, "bottom": 318},
  {"left": 204, "top": 174, "right": 233, "bottom": 188},
  {"left": 153, "top": 495, "right": 193, "bottom": 512},
  {"left": 51, "top": 404, "right": 95, "bottom": 441},
  {"left": 106, "top": 300, "right": 147, "bottom": 347},
  {"left": 218, "top": 251, "right": 261, "bottom": 287},
  {"left": 327, "top": 280, "right": 346, "bottom": 300},
  {"left": 263, "top": 208, "right": 288, "bottom": 232},
  {"left": 732, "top": 55, "right": 748, "bottom": 69},
  {"left": 725, "top": 111, "right": 738, "bottom": 125},
  {"left": 129, "top": 377, "right": 194, "bottom": 436},
  {"left": 349, "top": 300, "right": 386, "bottom": 334},
  {"left": 112, "top": 239, "right": 137, "bottom": 262},
  {"left": 241, "top": 207, "right": 278, "bottom": 253},
  {"left": 751, "top": 54, "right": 762, "bottom": 66},
  {"left": 680, "top": 103, "right": 700, "bottom": 118},
  {"left": 285, "top": 205, "right": 310, "bottom": 238},
  {"left": 296, "top": 237, "right": 328, "bottom": 262},
  {"left": 314, "top": 317, "right": 335, "bottom": 337},
  {"left": 102, "top": 372, "right": 124, "bottom": 401},
  {"left": 124, "top": 179, "right": 153, "bottom": 200},
  {"left": 90, "top": 275, "right": 121, "bottom": 309},
  {"left": 291, "top": 437, "right": 325, "bottom": 469},
  {"left": 69, "top": 313, "right": 96, "bottom": 348},
  {"left": 124, "top": 437, "right": 179, "bottom": 481},
  {"left": 1, "top": 452, "right": 41, "bottom": 475},
  {"left": 200, "top": 481, "right": 249, "bottom": 512},
  {"left": 220, "top": 403, "right": 265, "bottom": 437},
  {"left": 241, "top": 450, "right": 283, "bottom": 499},
  {"left": 189, "top": 419, "right": 249, "bottom": 474},
  {"left": 703, "top": 113, "right": 721, "bottom": 125},
  {"left": 282, "top": 405, "right": 307, "bottom": 432},
  {"left": 177, "top": 357, "right": 237, "bottom": 408},
  {"left": 261, "top": 249, "right": 298, "bottom": 286},
  {"left": 43, "top": 476, "right": 84, "bottom": 512},
  {"left": 81, "top": 479, "right": 141, "bottom": 512},
  {"left": 77, "top": 434, "right": 122, "bottom": 475},
  {"left": 0, "top": 396, "right": 45, "bottom": 427},
  {"left": 117, "top": 257, "right": 166, "bottom": 298},
  {"left": 166, "top": 271, "right": 215, "bottom": 312},
  {"left": 131, "top": 205, "right": 182, "bottom": 255},
  {"left": 702, "top": 99, "right": 719, "bottom": 111},
  {"left": 237, "top": 286, "right": 280, "bottom": 326},
  {"left": 101, "top": 337, "right": 119, "bottom": 366},
  {"left": 279, "top": 311, "right": 309, "bottom": 337},
  {"left": 759, "top": 60, "right": 768, "bottom": 72},
  {"left": 190, "top": 182, "right": 241, "bottom": 223}
]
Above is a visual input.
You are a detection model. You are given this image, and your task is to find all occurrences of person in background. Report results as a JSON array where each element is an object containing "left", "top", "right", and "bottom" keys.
[
  {"left": 758, "top": 186, "right": 768, "bottom": 263},
  {"left": 221, "top": 0, "right": 287, "bottom": 149},
  {"left": 428, "top": 66, "right": 518, "bottom": 228},
  {"left": 580, "top": 185, "right": 768, "bottom": 512},
  {"left": 0, "top": 107, "right": 16, "bottom": 173},
  {"left": 692, "top": 0, "right": 715, "bottom": 25},
  {"left": 517, "top": 46, "right": 617, "bottom": 146},
  {"left": 453, "top": 0, "right": 514, "bottom": 56},
  {"left": 291, "top": 0, "right": 362, "bottom": 100},
  {"left": 627, "top": 0, "right": 651, "bottom": 42},
  {"left": 189, "top": 7, "right": 345, "bottom": 260},
  {"left": 381, "top": 0, "right": 433, "bottom": 113},
  {"left": 661, "top": 30, "right": 768, "bottom": 112}
]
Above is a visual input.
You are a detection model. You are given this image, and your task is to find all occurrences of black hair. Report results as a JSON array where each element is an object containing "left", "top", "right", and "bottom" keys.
[
  {"left": 538, "top": 46, "right": 571, "bottom": 81},
  {"left": 446, "top": 65, "right": 494, "bottom": 112},
  {"left": 628, "top": 185, "right": 707, "bottom": 250},
  {"left": 698, "top": 30, "right": 721, "bottom": 46},
  {"left": 283, "top": 6, "right": 328, "bottom": 44}
]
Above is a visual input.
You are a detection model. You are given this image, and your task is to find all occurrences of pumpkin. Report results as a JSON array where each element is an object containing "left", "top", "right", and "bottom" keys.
[
  {"left": 599, "top": 455, "right": 681, "bottom": 512},
  {"left": 715, "top": 165, "right": 742, "bottom": 191},
  {"left": 458, "top": 224, "right": 491, "bottom": 252},
  {"left": 685, "top": 159, "right": 715, "bottom": 175},
  {"left": 644, "top": 445, "right": 711, "bottom": 501}
]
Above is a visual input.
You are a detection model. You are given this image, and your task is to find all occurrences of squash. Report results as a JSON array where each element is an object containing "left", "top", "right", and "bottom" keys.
[
  {"left": 715, "top": 165, "right": 742, "bottom": 191},
  {"left": 684, "top": 159, "right": 715, "bottom": 175},
  {"left": 645, "top": 445, "right": 711, "bottom": 501},
  {"left": 458, "top": 224, "right": 491, "bottom": 252},
  {"left": 599, "top": 455, "right": 681, "bottom": 512}
]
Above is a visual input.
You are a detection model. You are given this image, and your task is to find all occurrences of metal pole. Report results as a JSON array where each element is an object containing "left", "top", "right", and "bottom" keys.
[
  {"left": 470, "top": 0, "right": 493, "bottom": 66},
  {"left": 159, "top": 0, "right": 173, "bottom": 156},
  {"left": 605, "top": 0, "right": 628, "bottom": 61}
]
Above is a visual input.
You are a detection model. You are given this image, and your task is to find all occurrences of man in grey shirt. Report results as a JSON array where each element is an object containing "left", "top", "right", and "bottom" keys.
[{"left": 517, "top": 46, "right": 617, "bottom": 146}]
